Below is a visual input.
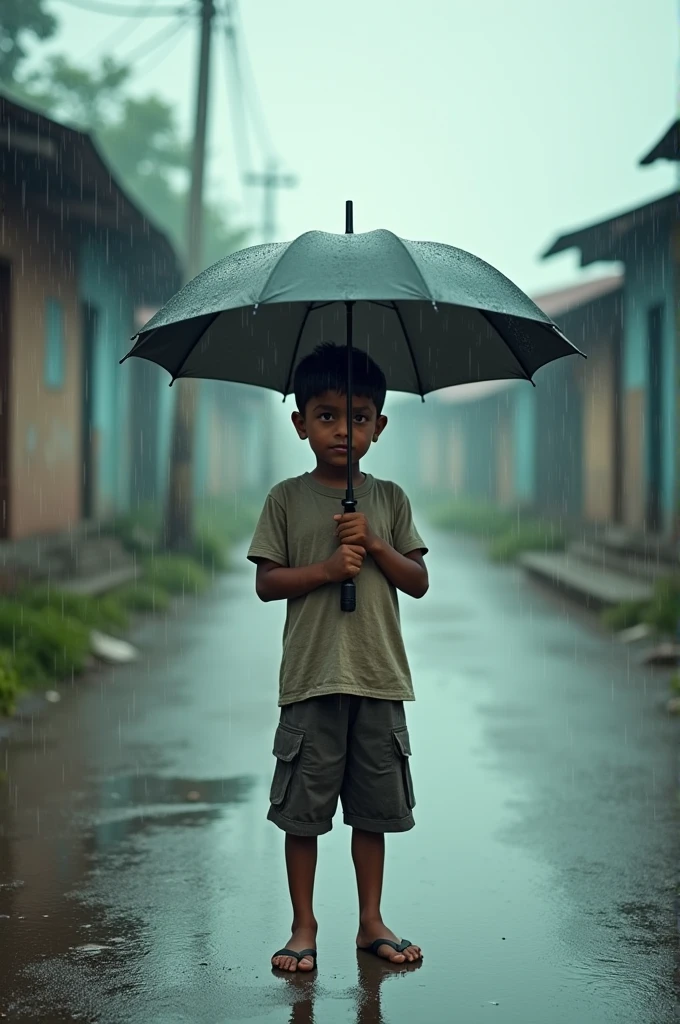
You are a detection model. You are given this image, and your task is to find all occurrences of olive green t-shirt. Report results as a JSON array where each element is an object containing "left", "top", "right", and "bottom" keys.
[{"left": 247, "top": 473, "right": 428, "bottom": 706}]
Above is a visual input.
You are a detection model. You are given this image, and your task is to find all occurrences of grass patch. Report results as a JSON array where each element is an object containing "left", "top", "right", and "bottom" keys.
[
  {"left": 19, "top": 586, "right": 129, "bottom": 635},
  {"left": 113, "top": 581, "right": 171, "bottom": 614},
  {"left": 601, "top": 600, "right": 647, "bottom": 632},
  {"left": 489, "top": 521, "right": 566, "bottom": 563},
  {"left": 642, "top": 576, "right": 680, "bottom": 636},
  {"left": 0, "top": 648, "right": 23, "bottom": 717},
  {"left": 143, "top": 555, "right": 209, "bottom": 596},
  {"left": 0, "top": 602, "right": 91, "bottom": 683}
]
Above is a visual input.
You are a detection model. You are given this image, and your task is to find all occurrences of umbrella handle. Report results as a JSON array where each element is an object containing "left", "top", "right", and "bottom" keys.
[{"left": 340, "top": 579, "right": 356, "bottom": 612}]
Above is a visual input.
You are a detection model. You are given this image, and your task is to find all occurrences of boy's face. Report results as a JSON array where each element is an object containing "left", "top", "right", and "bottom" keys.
[{"left": 292, "top": 390, "right": 387, "bottom": 468}]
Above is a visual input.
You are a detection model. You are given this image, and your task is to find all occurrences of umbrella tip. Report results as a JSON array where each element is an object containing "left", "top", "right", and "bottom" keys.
[{"left": 345, "top": 200, "right": 354, "bottom": 234}]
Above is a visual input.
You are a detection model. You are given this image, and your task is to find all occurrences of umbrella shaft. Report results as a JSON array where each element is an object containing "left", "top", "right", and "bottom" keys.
[{"left": 343, "top": 301, "right": 356, "bottom": 513}]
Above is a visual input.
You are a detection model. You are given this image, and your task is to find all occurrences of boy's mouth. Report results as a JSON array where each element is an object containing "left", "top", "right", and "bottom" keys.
[{"left": 330, "top": 445, "right": 348, "bottom": 452}]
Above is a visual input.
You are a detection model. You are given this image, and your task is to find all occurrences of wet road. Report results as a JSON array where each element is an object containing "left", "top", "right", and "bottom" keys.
[{"left": 1, "top": 527, "right": 679, "bottom": 1023}]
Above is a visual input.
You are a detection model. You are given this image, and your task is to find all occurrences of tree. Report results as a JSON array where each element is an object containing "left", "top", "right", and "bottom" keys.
[
  {"left": 2, "top": 33, "right": 248, "bottom": 273},
  {"left": 0, "top": 0, "right": 56, "bottom": 83}
]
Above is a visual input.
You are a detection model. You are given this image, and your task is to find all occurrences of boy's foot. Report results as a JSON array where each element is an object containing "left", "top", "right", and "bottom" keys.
[
  {"left": 356, "top": 919, "right": 422, "bottom": 963},
  {"left": 271, "top": 924, "right": 318, "bottom": 972}
]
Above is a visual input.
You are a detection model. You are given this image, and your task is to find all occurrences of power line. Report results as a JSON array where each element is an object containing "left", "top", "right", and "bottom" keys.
[
  {"left": 134, "top": 17, "right": 191, "bottom": 75},
  {"left": 81, "top": 0, "right": 163, "bottom": 60},
  {"left": 220, "top": 14, "right": 255, "bottom": 210},
  {"left": 224, "top": 0, "right": 276, "bottom": 161},
  {"left": 121, "top": 13, "right": 191, "bottom": 67},
  {"left": 57, "top": 0, "right": 189, "bottom": 16}
]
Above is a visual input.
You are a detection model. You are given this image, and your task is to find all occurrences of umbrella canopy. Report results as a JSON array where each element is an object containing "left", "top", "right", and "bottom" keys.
[{"left": 122, "top": 228, "right": 583, "bottom": 397}]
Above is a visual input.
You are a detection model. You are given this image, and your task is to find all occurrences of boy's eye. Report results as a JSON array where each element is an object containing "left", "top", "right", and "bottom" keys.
[{"left": 354, "top": 415, "right": 368, "bottom": 423}]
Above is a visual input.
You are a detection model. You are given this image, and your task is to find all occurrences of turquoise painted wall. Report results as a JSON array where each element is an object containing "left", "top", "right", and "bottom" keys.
[
  {"left": 79, "top": 239, "right": 135, "bottom": 518},
  {"left": 512, "top": 384, "right": 536, "bottom": 504},
  {"left": 622, "top": 225, "right": 675, "bottom": 532}
]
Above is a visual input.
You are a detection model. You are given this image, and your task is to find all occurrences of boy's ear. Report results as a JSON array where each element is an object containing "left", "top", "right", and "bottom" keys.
[
  {"left": 291, "top": 409, "right": 307, "bottom": 439},
  {"left": 373, "top": 413, "right": 388, "bottom": 443}
]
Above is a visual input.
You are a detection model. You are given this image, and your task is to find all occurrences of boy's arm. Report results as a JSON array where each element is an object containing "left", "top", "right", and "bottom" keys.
[
  {"left": 366, "top": 541, "right": 429, "bottom": 599},
  {"left": 254, "top": 558, "right": 331, "bottom": 603},
  {"left": 253, "top": 544, "right": 365, "bottom": 602}
]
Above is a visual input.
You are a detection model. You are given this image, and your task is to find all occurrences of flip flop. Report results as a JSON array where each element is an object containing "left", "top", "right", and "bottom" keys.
[
  {"left": 271, "top": 947, "right": 318, "bottom": 971},
  {"left": 358, "top": 938, "right": 415, "bottom": 959}
]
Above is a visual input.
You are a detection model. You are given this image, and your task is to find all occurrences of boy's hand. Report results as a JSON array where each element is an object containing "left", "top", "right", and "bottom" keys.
[
  {"left": 324, "top": 544, "right": 366, "bottom": 583},
  {"left": 333, "top": 513, "right": 379, "bottom": 554}
]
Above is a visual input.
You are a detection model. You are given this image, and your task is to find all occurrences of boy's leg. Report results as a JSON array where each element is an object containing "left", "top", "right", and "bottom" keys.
[
  {"left": 271, "top": 834, "right": 318, "bottom": 972},
  {"left": 267, "top": 696, "right": 349, "bottom": 971},
  {"left": 352, "top": 829, "right": 421, "bottom": 963},
  {"left": 342, "top": 698, "right": 423, "bottom": 963}
]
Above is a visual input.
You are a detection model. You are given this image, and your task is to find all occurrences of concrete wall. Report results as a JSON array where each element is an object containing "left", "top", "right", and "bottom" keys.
[
  {"left": 78, "top": 239, "right": 136, "bottom": 519},
  {"left": 0, "top": 194, "right": 82, "bottom": 538},
  {"left": 621, "top": 223, "right": 675, "bottom": 534}
]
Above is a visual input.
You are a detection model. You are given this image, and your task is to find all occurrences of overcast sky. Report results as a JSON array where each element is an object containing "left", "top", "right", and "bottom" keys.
[
  {"left": 47, "top": 0, "right": 676, "bottom": 300},
  {"left": 46, "top": 0, "right": 677, "bottom": 480}
]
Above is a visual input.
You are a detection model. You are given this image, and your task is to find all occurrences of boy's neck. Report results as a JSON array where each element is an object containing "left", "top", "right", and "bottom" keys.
[{"left": 309, "top": 461, "right": 366, "bottom": 490}]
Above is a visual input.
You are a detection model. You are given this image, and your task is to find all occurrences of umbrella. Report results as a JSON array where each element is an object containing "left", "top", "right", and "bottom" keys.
[{"left": 121, "top": 201, "right": 584, "bottom": 612}]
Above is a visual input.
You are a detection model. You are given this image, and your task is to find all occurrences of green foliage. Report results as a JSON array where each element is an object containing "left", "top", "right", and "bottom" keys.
[
  {"left": 143, "top": 555, "right": 209, "bottom": 596},
  {"left": 601, "top": 601, "right": 647, "bottom": 632},
  {"left": 426, "top": 500, "right": 516, "bottom": 538},
  {"left": 11, "top": 48, "right": 249, "bottom": 272},
  {"left": 113, "top": 581, "right": 171, "bottom": 614},
  {"left": 0, "top": 602, "right": 91, "bottom": 681},
  {"left": 0, "top": 0, "right": 56, "bottom": 83},
  {"left": 0, "top": 649, "right": 23, "bottom": 717},
  {"left": 193, "top": 530, "right": 230, "bottom": 572},
  {"left": 20, "top": 586, "right": 129, "bottom": 634},
  {"left": 489, "top": 522, "right": 566, "bottom": 563},
  {"left": 642, "top": 576, "right": 680, "bottom": 636}
]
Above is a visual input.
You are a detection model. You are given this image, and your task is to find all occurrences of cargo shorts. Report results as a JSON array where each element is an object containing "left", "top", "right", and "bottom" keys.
[{"left": 266, "top": 693, "right": 415, "bottom": 837}]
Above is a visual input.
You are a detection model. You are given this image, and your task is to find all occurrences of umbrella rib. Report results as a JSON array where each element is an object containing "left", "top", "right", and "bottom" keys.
[
  {"left": 389, "top": 302, "right": 426, "bottom": 401},
  {"left": 478, "top": 310, "right": 536, "bottom": 387},
  {"left": 282, "top": 303, "right": 314, "bottom": 399},
  {"left": 169, "top": 311, "right": 222, "bottom": 385},
  {"left": 390, "top": 234, "right": 437, "bottom": 304}
]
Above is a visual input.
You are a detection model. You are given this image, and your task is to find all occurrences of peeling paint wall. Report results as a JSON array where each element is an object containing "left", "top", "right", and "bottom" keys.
[{"left": 0, "top": 191, "right": 81, "bottom": 537}]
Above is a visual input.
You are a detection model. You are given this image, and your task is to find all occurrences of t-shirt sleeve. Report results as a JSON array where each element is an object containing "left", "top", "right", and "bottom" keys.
[
  {"left": 247, "top": 492, "right": 289, "bottom": 566},
  {"left": 391, "top": 486, "right": 428, "bottom": 556}
]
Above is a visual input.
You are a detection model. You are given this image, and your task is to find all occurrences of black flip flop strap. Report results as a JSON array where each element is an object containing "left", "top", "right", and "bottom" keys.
[
  {"left": 368, "top": 938, "right": 411, "bottom": 954},
  {"left": 273, "top": 947, "right": 317, "bottom": 961}
]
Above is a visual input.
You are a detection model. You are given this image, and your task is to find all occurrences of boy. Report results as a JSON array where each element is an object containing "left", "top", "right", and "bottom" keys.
[{"left": 247, "top": 342, "right": 429, "bottom": 973}]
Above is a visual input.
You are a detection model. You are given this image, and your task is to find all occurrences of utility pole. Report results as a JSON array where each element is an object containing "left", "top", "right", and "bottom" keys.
[
  {"left": 165, "top": 0, "right": 215, "bottom": 550},
  {"left": 245, "top": 162, "right": 297, "bottom": 491},
  {"left": 245, "top": 161, "right": 297, "bottom": 244}
]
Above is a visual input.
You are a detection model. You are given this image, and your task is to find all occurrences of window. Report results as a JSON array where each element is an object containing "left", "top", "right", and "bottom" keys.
[{"left": 44, "top": 298, "right": 65, "bottom": 389}]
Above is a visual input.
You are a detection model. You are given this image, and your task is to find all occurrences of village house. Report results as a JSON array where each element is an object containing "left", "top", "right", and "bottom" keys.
[{"left": 0, "top": 92, "right": 180, "bottom": 539}]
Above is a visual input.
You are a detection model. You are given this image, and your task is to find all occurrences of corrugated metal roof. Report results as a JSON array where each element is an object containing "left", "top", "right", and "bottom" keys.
[
  {"left": 0, "top": 90, "right": 181, "bottom": 290},
  {"left": 435, "top": 275, "right": 622, "bottom": 405},
  {"left": 542, "top": 191, "right": 678, "bottom": 266},
  {"left": 532, "top": 274, "right": 622, "bottom": 317}
]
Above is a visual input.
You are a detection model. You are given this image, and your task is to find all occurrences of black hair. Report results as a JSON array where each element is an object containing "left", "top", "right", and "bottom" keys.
[{"left": 293, "top": 343, "right": 387, "bottom": 416}]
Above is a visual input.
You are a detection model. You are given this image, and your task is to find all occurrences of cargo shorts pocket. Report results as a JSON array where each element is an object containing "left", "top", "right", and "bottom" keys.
[
  {"left": 393, "top": 727, "right": 415, "bottom": 809},
  {"left": 270, "top": 724, "right": 304, "bottom": 807}
]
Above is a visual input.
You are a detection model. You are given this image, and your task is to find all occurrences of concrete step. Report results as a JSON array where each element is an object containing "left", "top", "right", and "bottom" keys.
[
  {"left": 567, "top": 540, "right": 669, "bottom": 584},
  {"left": 595, "top": 527, "right": 679, "bottom": 572},
  {"left": 519, "top": 551, "right": 654, "bottom": 611}
]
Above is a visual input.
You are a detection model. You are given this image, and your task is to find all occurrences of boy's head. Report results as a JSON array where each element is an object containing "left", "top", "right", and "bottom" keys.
[{"left": 291, "top": 343, "right": 388, "bottom": 468}]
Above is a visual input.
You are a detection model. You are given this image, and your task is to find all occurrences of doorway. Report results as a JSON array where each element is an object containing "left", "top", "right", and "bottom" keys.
[
  {"left": 646, "top": 304, "right": 663, "bottom": 533},
  {"left": 81, "top": 301, "right": 98, "bottom": 519},
  {"left": 0, "top": 261, "right": 10, "bottom": 537}
]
